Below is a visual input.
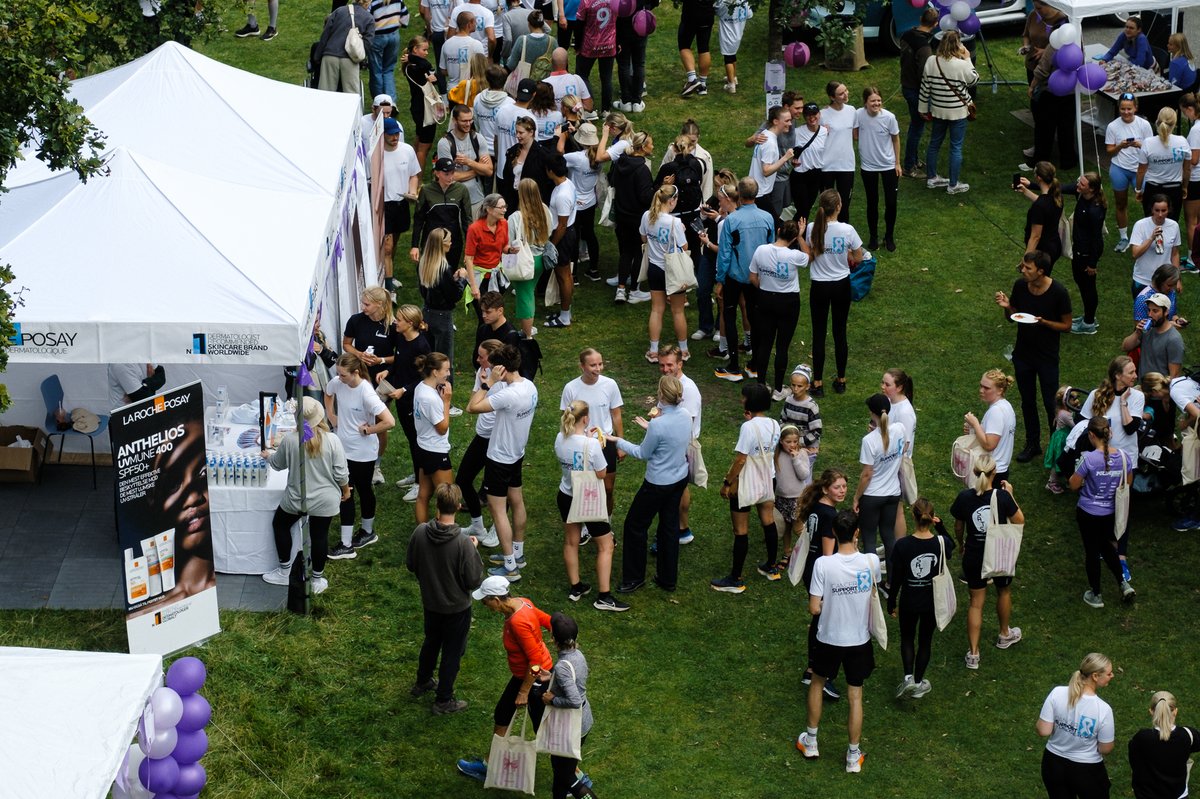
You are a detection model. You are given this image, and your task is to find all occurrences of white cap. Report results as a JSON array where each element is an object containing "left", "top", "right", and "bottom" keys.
[
  {"left": 373, "top": 93, "right": 394, "bottom": 107},
  {"left": 472, "top": 575, "right": 511, "bottom": 600}
]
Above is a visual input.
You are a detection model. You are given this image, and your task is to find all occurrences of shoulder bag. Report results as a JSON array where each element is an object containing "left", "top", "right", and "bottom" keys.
[
  {"left": 344, "top": 2, "right": 367, "bottom": 64},
  {"left": 933, "top": 534, "right": 957, "bottom": 631},
  {"left": 936, "top": 57, "right": 977, "bottom": 121},
  {"left": 686, "top": 437, "right": 708, "bottom": 488},
  {"left": 502, "top": 211, "right": 536, "bottom": 281},
  {"left": 505, "top": 38, "right": 532, "bottom": 97},
  {"left": 1113, "top": 449, "right": 1130, "bottom": 540},
  {"left": 567, "top": 439, "right": 608, "bottom": 524},
  {"left": 736, "top": 424, "right": 775, "bottom": 508},
  {"left": 787, "top": 517, "right": 812, "bottom": 586},
  {"left": 951, "top": 433, "right": 985, "bottom": 488},
  {"left": 1182, "top": 416, "right": 1200, "bottom": 486},
  {"left": 664, "top": 219, "right": 698, "bottom": 295},
  {"left": 421, "top": 81, "right": 447, "bottom": 127},
  {"left": 534, "top": 661, "right": 584, "bottom": 760},
  {"left": 899, "top": 454, "right": 919, "bottom": 504},
  {"left": 981, "top": 490, "right": 1024, "bottom": 578},
  {"left": 484, "top": 709, "right": 537, "bottom": 795},
  {"left": 869, "top": 580, "right": 889, "bottom": 650}
]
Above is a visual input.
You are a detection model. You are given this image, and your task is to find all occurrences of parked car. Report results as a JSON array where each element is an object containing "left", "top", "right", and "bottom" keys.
[{"left": 798, "top": 0, "right": 1033, "bottom": 53}]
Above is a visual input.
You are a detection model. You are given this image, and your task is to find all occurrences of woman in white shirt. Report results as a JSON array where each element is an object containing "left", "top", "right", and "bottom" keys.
[
  {"left": 881, "top": 368, "right": 917, "bottom": 535},
  {"left": 1136, "top": 107, "right": 1189, "bottom": 222},
  {"left": 964, "top": 368, "right": 1018, "bottom": 483},
  {"left": 851, "top": 393, "right": 907, "bottom": 587},
  {"left": 820, "top": 80, "right": 857, "bottom": 223},
  {"left": 854, "top": 86, "right": 902, "bottom": 251},
  {"left": 412, "top": 352, "right": 455, "bottom": 523},
  {"left": 640, "top": 184, "right": 691, "bottom": 364},
  {"left": 559, "top": 122, "right": 603, "bottom": 282},
  {"left": 749, "top": 219, "right": 809, "bottom": 400},
  {"left": 1105, "top": 93, "right": 1154, "bottom": 252},
  {"left": 325, "top": 353, "right": 396, "bottom": 556},
  {"left": 1036, "top": 653, "right": 1116, "bottom": 799},
  {"left": 1177, "top": 93, "right": 1200, "bottom": 266},
  {"left": 789, "top": 102, "right": 828, "bottom": 221},
  {"left": 560, "top": 348, "right": 625, "bottom": 518},
  {"left": 805, "top": 189, "right": 863, "bottom": 397}
]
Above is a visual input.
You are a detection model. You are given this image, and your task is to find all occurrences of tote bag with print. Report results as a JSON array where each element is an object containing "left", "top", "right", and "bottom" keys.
[
  {"left": 933, "top": 534, "right": 957, "bottom": 631},
  {"left": 534, "top": 661, "right": 584, "bottom": 760},
  {"left": 567, "top": 441, "right": 608, "bottom": 524},
  {"left": 484, "top": 709, "right": 537, "bottom": 795},
  {"left": 981, "top": 490, "right": 1023, "bottom": 579}
]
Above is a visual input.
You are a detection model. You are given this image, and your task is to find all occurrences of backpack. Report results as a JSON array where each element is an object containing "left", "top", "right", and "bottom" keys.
[
  {"left": 530, "top": 51, "right": 553, "bottom": 82},
  {"left": 516, "top": 335, "right": 543, "bottom": 380},
  {"left": 672, "top": 154, "right": 704, "bottom": 213},
  {"left": 443, "top": 128, "right": 482, "bottom": 162}
]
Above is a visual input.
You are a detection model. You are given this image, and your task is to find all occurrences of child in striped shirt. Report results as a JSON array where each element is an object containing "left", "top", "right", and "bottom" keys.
[{"left": 780, "top": 364, "right": 822, "bottom": 459}]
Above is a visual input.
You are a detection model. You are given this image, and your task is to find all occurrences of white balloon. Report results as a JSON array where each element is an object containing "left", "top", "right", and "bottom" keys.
[
  {"left": 1059, "top": 22, "right": 1080, "bottom": 46},
  {"left": 147, "top": 726, "right": 178, "bottom": 759},
  {"left": 939, "top": 14, "right": 957, "bottom": 31},
  {"left": 123, "top": 746, "right": 154, "bottom": 799},
  {"left": 1048, "top": 26, "right": 1065, "bottom": 49},
  {"left": 967, "top": 0, "right": 981, "bottom": 7},
  {"left": 950, "top": 1, "right": 971, "bottom": 21}
]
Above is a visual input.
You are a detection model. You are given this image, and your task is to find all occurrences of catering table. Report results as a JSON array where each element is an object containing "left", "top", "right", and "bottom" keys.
[{"left": 1084, "top": 44, "right": 1183, "bottom": 131}]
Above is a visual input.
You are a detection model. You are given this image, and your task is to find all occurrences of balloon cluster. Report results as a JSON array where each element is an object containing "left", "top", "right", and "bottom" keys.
[
  {"left": 114, "top": 657, "right": 212, "bottom": 799},
  {"left": 632, "top": 9, "right": 656, "bottom": 36},
  {"left": 784, "top": 42, "right": 811, "bottom": 68},
  {"left": 922, "top": 0, "right": 984, "bottom": 37},
  {"left": 1045, "top": 23, "right": 1108, "bottom": 95}
]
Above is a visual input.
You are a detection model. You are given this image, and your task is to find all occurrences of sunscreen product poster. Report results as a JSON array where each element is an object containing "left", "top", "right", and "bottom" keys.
[{"left": 111, "top": 381, "right": 220, "bottom": 655}]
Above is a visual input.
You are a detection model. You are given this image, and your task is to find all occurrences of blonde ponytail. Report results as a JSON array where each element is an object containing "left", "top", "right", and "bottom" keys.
[
  {"left": 1150, "top": 691, "right": 1177, "bottom": 741},
  {"left": 1068, "top": 653, "right": 1113, "bottom": 708},
  {"left": 560, "top": 400, "right": 588, "bottom": 438},
  {"left": 972, "top": 453, "right": 997, "bottom": 495}
]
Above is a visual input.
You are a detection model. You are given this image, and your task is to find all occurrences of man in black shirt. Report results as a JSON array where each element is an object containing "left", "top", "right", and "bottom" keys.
[
  {"left": 473, "top": 291, "right": 520, "bottom": 369},
  {"left": 898, "top": 7, "right": 938, "bottom": 178},
  {"left": 995, "top": 250, "right": 1072, "bottom": 463}
]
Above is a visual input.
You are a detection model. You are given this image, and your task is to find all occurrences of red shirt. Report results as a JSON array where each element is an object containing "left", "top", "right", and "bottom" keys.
[
  {"left": 466, "top": 217, "right": 508, "bottom": 271},
  {"left": 503, "top": 598, "right": 553, "bottom": 677},
  {"left": 577, "top": 0, "right": 617, "bottom": 58}
]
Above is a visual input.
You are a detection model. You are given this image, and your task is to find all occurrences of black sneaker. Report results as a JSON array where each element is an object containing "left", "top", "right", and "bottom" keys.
[
  {"left": 832, "top": 379, "right": 847, "bottom": 395},
  {"left": 235, "top": 22, "right": 260, "bottom": 37},
  {"left": 568, "top": 582, "right": 592, "bottom": 601},
  {"left": 593, "top": 595, "right": 631, "bottom": 612},
  {"left": 579, "top": 528, "right": 593, "bottom": 546},
  {"left": 810, "top": 384, "right": 825, "bottom": 398},
  {"left": 1015, "top": 443, "right": 1042, "bottom": 463},
  {"left": 681, "top": 78, "right": 702, "bottom": 96},
  {"left": 328, "top": 542, "right": 357, "bottom": 560},
  {"left": 410, "top": 678, "right": 438, "bottom": 697},
  {"left": 616, "top": 579, "right": 645, "bottom": 594},
  {"left": 260, "top": 26, "right": 278, "bottom": 41},
  {"left": 707, "top": 345, "right": 729, "bottom": 360},
  {"left": 585, "top": 267, "right": 601, "bottom": 281},
  {"left": 432, "top": 698, "right": 468, "bottom": 715},
  {"left": 351, "top": 529, "right": 379, "bottom": 549},
  {"left": 823, "top": 679, "right": 842, "bottom": 701},
  {"left": 696, "top": 81, "right": 708, "bottom": 96}
]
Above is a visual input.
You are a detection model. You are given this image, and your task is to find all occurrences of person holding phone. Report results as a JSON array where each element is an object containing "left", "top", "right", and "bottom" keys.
[
  {"left": 748, "top": 219, "right": 809, "bottom": 399},
  {"left": 1105, "top": 93, "right": 1154, "bottom": 253}
]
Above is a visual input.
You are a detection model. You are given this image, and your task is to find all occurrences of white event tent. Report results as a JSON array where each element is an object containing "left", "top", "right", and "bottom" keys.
[{"left": 0, "top": 42, "right": 376, "bottom": 445}]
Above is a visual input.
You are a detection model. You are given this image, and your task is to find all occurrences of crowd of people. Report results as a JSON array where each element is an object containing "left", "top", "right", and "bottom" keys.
[{"left": 231, "top": 2, "right": 1200, "bottom": 796}]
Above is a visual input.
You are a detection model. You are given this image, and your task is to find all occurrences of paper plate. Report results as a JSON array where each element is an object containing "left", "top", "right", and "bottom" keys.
[{"left": 1010, "top": 312, "right": 1037, "bottom": 324}]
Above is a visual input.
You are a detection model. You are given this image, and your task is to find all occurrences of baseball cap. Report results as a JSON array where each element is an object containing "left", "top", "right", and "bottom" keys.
[
  {"left": 802, "top": 102, "right": 820, "bottom": 117},
  {"left": 472, "top": 575, "right": 512, "bottom": 600},
  {"left": 384, "top": 117, "right": 401, "bottom": 135},
  {"left": 1148, "top": 292, "right": 1171, "bottom": 309},
  {"left": 434, "top": 156, "right": 455, "bottom": 172},
  {"left": 516, "top": 78, "right": 538, "bottom": 102},
  {"left": 574, "top": 122, "right": 599, "bottom": 146},
  {"left": 373, "top": 93, "right": 394, "bottom": 107}
]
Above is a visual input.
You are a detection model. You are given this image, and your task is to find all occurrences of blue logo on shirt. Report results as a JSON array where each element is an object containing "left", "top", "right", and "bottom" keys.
[
  {"left": 1077, "top": 716, "right": 1097, "bottom": 739},
  {"left": 856, "top": 570, "right": 872, "bottom": 591}
]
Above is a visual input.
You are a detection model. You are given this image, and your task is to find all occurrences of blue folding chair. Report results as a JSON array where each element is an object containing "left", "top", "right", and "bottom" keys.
[{"left": 40, "top": 375, "right": 109, "bottom": 488}]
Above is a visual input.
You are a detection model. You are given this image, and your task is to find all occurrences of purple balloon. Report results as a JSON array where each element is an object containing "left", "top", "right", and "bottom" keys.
[
  {"left": 166, "top": 658, "right": 207, "bottom": 697},
  {"left": 785, "top": 42, "right": 811, "bottom": 68},
  {"left": 632, "top": 9, "right": 656, "bottom": 36},
  {"left": 1077, "top": 62, "right": 1108, "bottom": 92},
  {"left": 174, "top": 763, "right": 207, "bottom": 796},
  {"left": 1048, "top": 68, "right": 1078, "bottom": 96},
  {"left": 138, "top": 756, "right": 180, "bottom": 794},
  {"left": 172, "top": 729, "right": 208, "bottom": 765},
  {"left": 176, "top": 694, "right": 211, "bottom": 733},
  {"left": 1055, "top": 42, "right": 1084, "bottom": 72},
  {"left": 958, "top": 12, "right": 981, "bottom": 35},
  {"left": 614, "top": 0, "right": 634, "bottom": 17},
  {"left": 153, "top": 795, "right": 181, "bottom": 799}
]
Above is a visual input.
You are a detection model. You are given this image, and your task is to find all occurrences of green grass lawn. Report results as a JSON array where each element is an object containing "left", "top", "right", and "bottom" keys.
[{"left": 3, "top": 5, "right": 1198, "bottom": 798}]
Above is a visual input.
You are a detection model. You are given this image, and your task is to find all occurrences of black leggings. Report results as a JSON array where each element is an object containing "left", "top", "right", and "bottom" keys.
[
  {"left": 575, "top": 54, "right": 615, "bottom": 112},
  {"left": 1072, "top": 256, "right": 1099, "bottom": 324},
  {"left": 809, "top": 277, "right": 851, "bottom": 382},
  {"left": 860, "top": 168, "right": 898, "bottom": 242},
  {"left": 721, "top": 278, "right": 757, "bottom": 372},
  {"left": 614, "top": 211, "right": 643, "bottom": 287},
  {"left": 821, "top": 170, "right": 854, "bottom": 223},
  {"left": 397, "top": 390, "right": 419, "bottom": 475},
  {"left": 790, "top": 169, "right": 823, "bottom": 221},
  {"left": 1076, "top": 507, "right": 1124, "bottom": 595},
  {"left": 550, "top": 738, "right": 589, "bottom": 799},
  {"left": 899, "top": 605, "right": 935, "bottom": 682},
  {"left": 751, "top": 290, "right": 801, "bottom": 390},
  {"left": 455, "top": 434, "right": 490, "bottom": 518},
  {"left": 575, "top": 204, "right": 600, "bottom": 271},
  {"left": 1041, "top": 749, "right": 1110, "bottom": 799},
  {"left": 272, "top": 509, "right": 331, "bottom": 573},
  {"left": 340, "top": 459, "right": 376, "bottom": 526}
]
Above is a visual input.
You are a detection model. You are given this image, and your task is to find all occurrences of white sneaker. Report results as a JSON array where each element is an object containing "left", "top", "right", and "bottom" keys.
[
  {"left": 772, "top": 388, "right": 789, "bottom": 402},
  {"left": 724, "top": 81, "right": 737, "bottom": 94},
  {"left": 712, "top": 330, "right": 721, "bottom": 341},
  {"left": 896, "top": 675, "right": 916, "bottom": 698},
  {"left": 796, "top": 732, "right": 819, "bottom": 759},
  {"left": 403, "top": 484, "right": 420, "bottom": 502},
  {"left": 1017, "top": 162, "right": 1034, "bottom": 172},
  {"left": 311, "top": 576, "right": 329, "bottom": 594},
  {"left": 612, "top": 100, "right": 629, "bottom": 111},
  {"left": 606, "top": 275, "right": 620, "bottom": 287},
  {"left": 946, "top": 182, "right": 970, "bottom": 195},
  {"left": 846, "top": 749, "right": 865, "bottom": 773},
  {"left": 690, "top": 329, "right": 710, "bottom": 340},
  {"left": 396, "top": 473, "right": 417, "bottom": 487},
  {"left": 630, "top": 102, "right": 645, "bottom": 113},
  {"left": 627, "top": 289, "right": 651, "bottom": 304},
  {"left": 449, "top": 406, "right": 463, "bottom": 417},
  {"left": 1022, "top": 145, "right": 1036, "bottom": 158},
  {"left": 479, "top": 525, "right": 500, "bottom": 548},
  {"left": 1114, "top": 237, "right": 1130, "bottom": 253},
  {"left": 262, "top": 566, "right": 290, "bottom": 586},
  {"left": 910, "top": 679, "right": 932, "bottom": 699},
  {"left": 614, "top": 287, "right": 627, "bottom": 303},
  {"left": 372, "top": 465, "right": 385, "bottom": 485},
  {"left": 926, "top": 176, "right": 949, "bottom": 189}
]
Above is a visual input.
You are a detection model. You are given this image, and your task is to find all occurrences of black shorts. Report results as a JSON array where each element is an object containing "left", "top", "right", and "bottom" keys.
[
  {"left": 484, "top": 456, "right": 524, "bottom": 496},
  {"left": 602, "top": 439, "right": 618, "bottom": 473},
  {"left": 556, "top": 490, "right": 613, "bottom": 533},
  {"left": 729, "top": 493, "right": 767, "bottom": 514},
  {"left": 1189, "top": 180, "right": 1200, "bottom": 202},
  {"left": 810, "top": 640, "right": 875, "bottom": 687},
  {"left": 494, "top": 675, "right": 548, "bottom": 727},
  {"left": 647, "top": 263, "right": 667, "bottom": 292},
  {"left": 416, "top": 446, "right": 453, "bottom": 476},
  {"left": 384, "top": 200, "right": 411, "bottom": 237},
  {"left": 962, "top": 548, "right": 1013, "bottom": 591},
  {"left": 415, "top": 121, "right": 436, "bottom": 145},
  {"left": 555, "top": 227, "right": 580, "bottom": 266},
  {"left": 678, "top": 3, "right": 715, "bottom": 53}
]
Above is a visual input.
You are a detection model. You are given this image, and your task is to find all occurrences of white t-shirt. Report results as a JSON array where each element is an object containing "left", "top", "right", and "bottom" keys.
[
  {"left": 806, "top": 221, "right": 863, "bottom": 281},
  {"left": 982, "top": 398, "right": 1017, "bottom": 473},
  {"left": 888, "top": 397, "right": 917, "bottom": 453},
  {"left": 1130, "top": 216, "right": 1181, "bottom": 286},
  {"left": 860, "top": 421, "right": 906, "bottom": 497},
  {"left": 1106, "top": 115, "right": 1154, "bottom": 172},
  {"left": 554, "top": 431, "right": 608, "bottom": 495},
  {"left": 473, "top": 373, "right": 506, "bottom": 438},
  {"left": 560, "top": 375, "right": 623, "bottom": 435},
  {"left": 413, "top": 381, "right": 451, "bottom": 453},
  {"left": 421, "top": 0, "right": 454, "bottom": 31},
  {"left": 749, "top": 130, "right": 780, "bottom": 196},
  {"left": 854, "top": 108, "right": 900, "bottom": 172},
  {"left": 810, "top": 551, "right": 881, "bottom": 647},
  {"left": 735, "top": 416, "right": 781, "bottom": 478},
  {"left": 439, "top": 34, "right": 486, "bottom": 85},
  {"left": 1169, "top": 375, "right": 1200, "bottom": 414},
  {"left": 1137, "top": 134, "right": 1191, "bottom": 186},
  {"left": 750, "top": 243, "right": 808, "bottom": 293},
  {"left": 325, "top": 377, "right": 387, "bottom": 462},
  {"left": 383, "top": 142, "right": 421, "bottom": 203},
  {"left": 108, "top": 364, "right": 146, "bottom": 410},
  {"left": 679, "top": 373, "right": 702, "bottom": 438},
  {"left": 793, "top": 124, "right": 827, "bottom": 173},
  {"left": 494, "top": 104, "right": 534, "bottom": 175},
  {"left": 564, "top": 151, "right": 600, "bottom": 209},
  {"left": 1081, "top": 388, "right": 1145, "bottom": 466},
  {"left": 1189, "top": 124, "right": 1200, "bottom": 183},
  {"left": 1039, "top": 685, "right": 1115, "bottom": 764},
  {"left": 543, "top": 72, "right": 592, "bottom": 105},
  {"left": 486, "top": 377, "right": 538, "bottom": 463},
  {"left": 819, "top": 104, "right": 857, "bottom": 172},
  {"left": 550, "top": 180, "right": 578, "bottom": 227},
  {"left": 449, "top": 3, "right": 495, "bottom": 47},
  {"left": 640, "top": 211, "right": 685, "bottom": 267},
  {"left": 606, "top": 138, "right": 631, "bottom": 162},
  {"left": 534, "top": 109, "right": 565, "bottom": 141}
]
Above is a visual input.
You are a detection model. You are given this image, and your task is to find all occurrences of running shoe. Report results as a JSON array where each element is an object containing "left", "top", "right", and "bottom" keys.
[
  {"left": 351, "top": 529, "right": 379, "bottom": 549},
  {"left": 895, "top": 675, "right": 915, "bottom": 698},
  {"left": 1083, "top": 590, "right": 1104, "bottom": 608},
  {"left": 946, "top": 182, "right": 971, "bottom": 195},
  {"left": 487, "top": 565, "right": 522, "bottom": 582},
  {"left": 260, "top": 26, "right": 278, "bottom": 41},
  {"left": 796, "top": 732, "right": 819, "bottom": 759},
  {"left": 593, "top": 595, "right": 631, "bottom": 612},
  {"left": 714, "top": 367, "right": 744, "bottom": 382},
  {"left": 846, "top": 749, "right": 865, "bottom": 773},
  {"left": 234, "top": 21, "right": 260, "bottom": 37},
  {"left": 1121, "top": 580, "right": 1136, "bottom": 602},
  {"left": 457, "top": 759, "right": 487, "bottom": 781},
  {"left": 964, "top": 651, "right": 980, "bottom": 670},
  {"left": 910, "top": 679, "right": 932, "bottom": 699},
  {"left": 678, "top": 528, "right": 695, "bottom": 545},
  {"left": 327, "top": 543, "right": 357, "bottom": 560},
  {"left": 1113, "top": 237, "right": 1130, "bottom": 253},
  {"left": 488, "top": 552, "right": 528, "bottom": 568},
  {"left": 926, "top": 176, "right": 949, "bottom": 189},
  {"left": 756, "top": 562, "right": 782, "bottom": 581},
  {"left": 568, "top": 582, "right": 592, "bottom": 602},
  {"left": 995, "top": 626, "right": 1023, "bottom": 649},
  {"left": 710, "top": 575, "right": 746, "bottom": 593},
  {"left": 261, "top": 566, "right": 289, "bottom": 586},
  {"left": 681, "top": 78, "right": 703, "bottom": 96}
]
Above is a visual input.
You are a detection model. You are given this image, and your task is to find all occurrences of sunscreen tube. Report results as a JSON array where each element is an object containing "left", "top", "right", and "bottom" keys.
[
  {"left": 141, "top": 535, "right": 163, "bottom": 597},
  {"left": 156, "top": 529, "right": 176, "bottom": 591},
  {"left": 125, "top": 547, "right": 149, "bottom": 604}
]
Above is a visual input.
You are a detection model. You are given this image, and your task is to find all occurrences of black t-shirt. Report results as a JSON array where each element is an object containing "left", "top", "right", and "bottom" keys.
[
  {"left": 344, "top": 312, "right": 396, "bottom": 380},
  {"left": 420, "top": 264, "right": 463, "bottom": 311},
  {"left": 950, "top": 488, "right": 1018, "bottom": 554},
  {"left": 1129, "top": 725, "right": 1200, "bottom": 799},
  {"left": 391, "top": 331, "right": 432, "bottom": 389},
  {"left": 1011, "top": 277, "right": 1072, "bottom": 362},
  {"left": 1063, "top": 185, "right": 1107, "bottom": 261},
  {"left": 473, "top": 319, "right": 520, "bottom": 369},
  {"left": 1024, "top": 194, "right": 1063, "bottom": 260},
  {"left": 405, "top": 55, "right": 435, "bottom": 114},
  {"left": 887, "top": 528, "right": 955, "bottom": 614},
  {"left": 802, "top": 502, "right": 838, "bottom": 590}
]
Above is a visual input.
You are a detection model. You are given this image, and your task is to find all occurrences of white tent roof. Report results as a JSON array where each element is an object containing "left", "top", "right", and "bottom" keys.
[
  {"left": 0, "top": 42, "right": 366, "bottom": 366},
  {"left": 1044, "top": 0, "right": 1191, "bottom": 19},
  {"left": 0, "top": 647, "right": 162, "bottom": 799}
]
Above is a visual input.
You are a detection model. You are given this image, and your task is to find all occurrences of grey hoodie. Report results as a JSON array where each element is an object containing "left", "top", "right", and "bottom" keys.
[
  {"left": 473, "top": 88, "right": 513, "bottom": 156},
  {"left": 406, "top": 519, "right": 484, "bottom": 613}
]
